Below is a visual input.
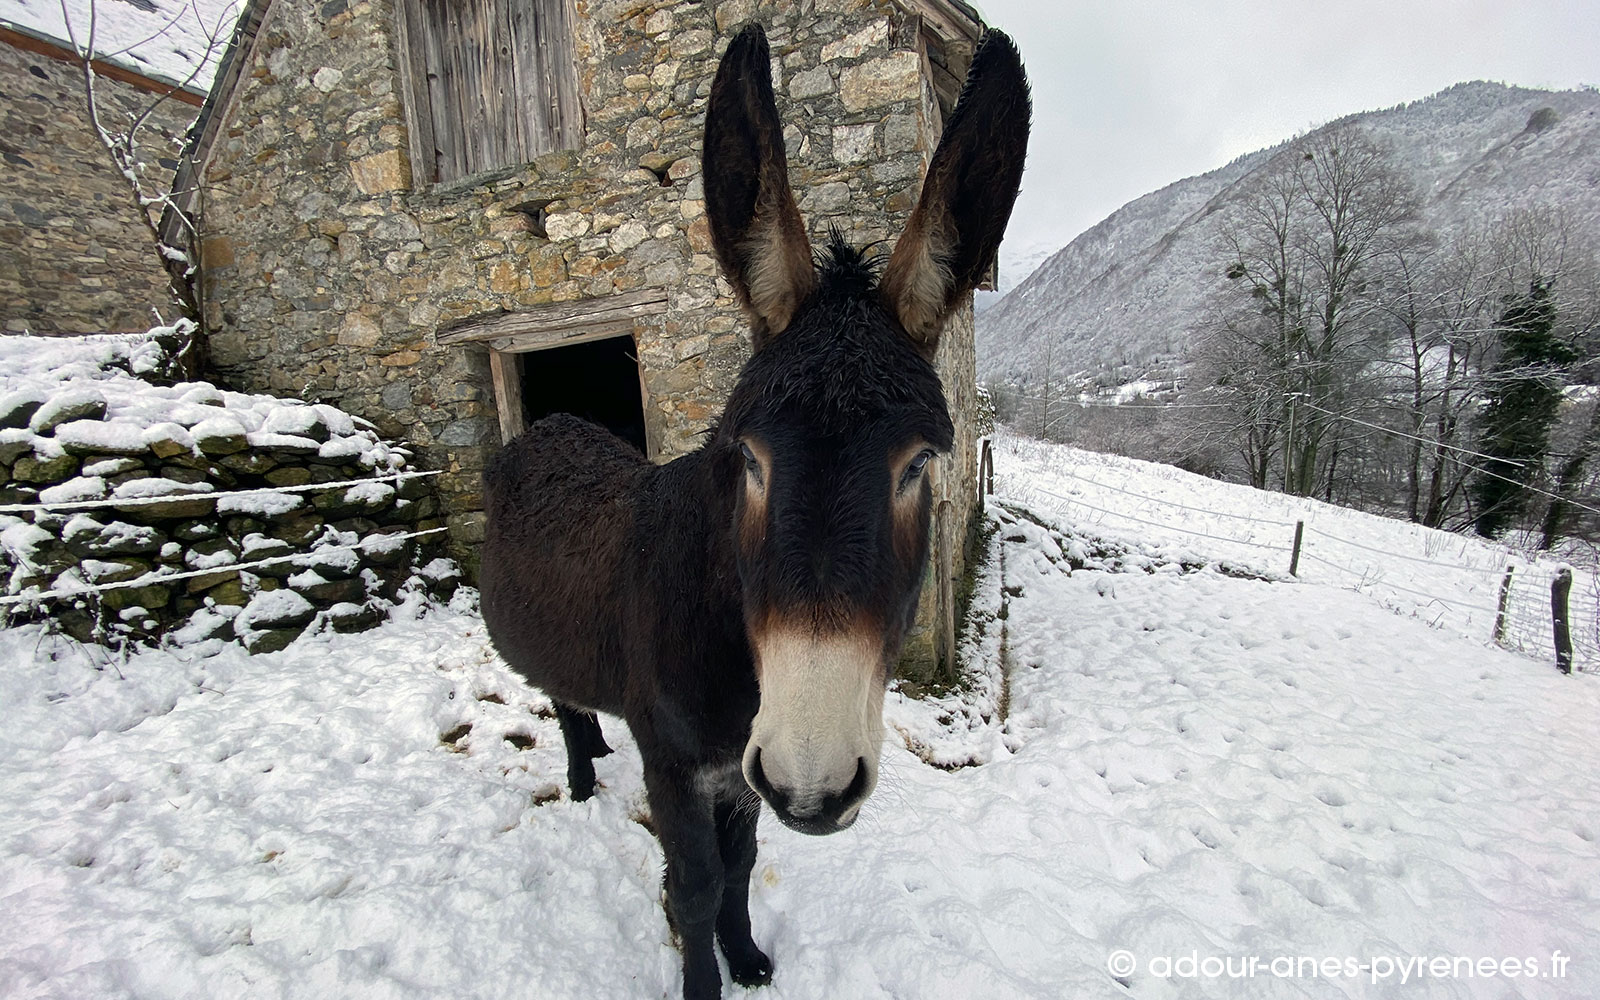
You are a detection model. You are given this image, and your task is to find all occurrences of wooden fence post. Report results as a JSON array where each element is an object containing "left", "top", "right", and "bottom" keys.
[
  {"left": 1493, "top": 566, "right": 1515, "bottom": 645},
  {"left": 978, "top": 438, "right": 994, "bottom": 501},
  {"left": 1289, "top": 520, "right": 1304, "bottom": 577},
  {"left": 1552, "top": 567, "right": 1573, "bottom": 674}
]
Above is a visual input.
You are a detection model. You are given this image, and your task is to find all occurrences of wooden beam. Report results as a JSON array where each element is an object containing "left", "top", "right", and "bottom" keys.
[
  {"left": 0, "top": 25, "right": 206, "bottom": 106},
  {"left": 393, "top": 0, "right": 438, "bottom": 187},
  {"left": 488, "top": 349, "right": 525, "bottom": 444},
  {"left": 437, "top": 287, "right": 669, "bottom": 348},
  {"left": 892, "top": 0, "right": 981, "bottom": 45}
]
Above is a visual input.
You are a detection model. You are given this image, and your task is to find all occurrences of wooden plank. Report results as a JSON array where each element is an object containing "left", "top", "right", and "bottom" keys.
[
  {"left": 507, "top": 0, "right": 544, "bottom": 158},
  {"left": 550, "top": 0, "right": 584, "bottom": 150},
  {"left": 894, "top": 0, "right": 981, "bottom": 44},
  {"left": 421, "top": 0, "right": 462, "bottom": 182},
  {"left": 438, "top": 288, "right": 669, "bottom": 347},
  {"left": 489, "top": 319, "right": 638, "bottom": 354},
  {"left": 393, "top": 0, "right": 438, "bottom": 186},
  {"left": 488, "top": 350, "right": 526, "bottom": 444}
]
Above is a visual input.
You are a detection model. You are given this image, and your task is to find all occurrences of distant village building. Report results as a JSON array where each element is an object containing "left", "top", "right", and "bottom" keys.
[{"left": 0, "top": 0, "right": 240, "bottom": 334}]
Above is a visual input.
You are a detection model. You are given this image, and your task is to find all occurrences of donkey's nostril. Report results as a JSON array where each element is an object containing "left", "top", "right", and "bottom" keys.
[
  {"left": 746, "top": 748, "right": 784, "bottom": 810},
  {"left": 816, "top": 756, "right": 871, "bottom": 820}
]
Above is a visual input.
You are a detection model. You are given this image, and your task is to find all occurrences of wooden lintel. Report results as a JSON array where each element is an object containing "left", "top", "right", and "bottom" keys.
[
  {"left": 438, "top": 287, "right": 669, "bottom": 348},
  {"left": 489, "top": 318, "right": 637, "bottom": 354}
]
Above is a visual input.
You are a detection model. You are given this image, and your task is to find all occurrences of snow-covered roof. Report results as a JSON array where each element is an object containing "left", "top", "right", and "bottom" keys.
[{"left": 1, "top": 0, "right": 246, "bottom": 93}]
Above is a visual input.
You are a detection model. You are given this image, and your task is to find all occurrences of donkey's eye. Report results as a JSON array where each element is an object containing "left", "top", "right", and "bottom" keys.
[
  {"left": 740, "top": 442, "right": 758, "bottom": 469},
  {"left": 898, "top": 449, "right": 934, "bottom": 493}
]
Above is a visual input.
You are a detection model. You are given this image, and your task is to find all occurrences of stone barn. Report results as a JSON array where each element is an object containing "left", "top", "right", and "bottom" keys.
[
  {"left": 0, "top": 0, "right": 243, "bottom": 334},
  {"left": 191, "top": 0, "right": 993, "bottom": 678}
]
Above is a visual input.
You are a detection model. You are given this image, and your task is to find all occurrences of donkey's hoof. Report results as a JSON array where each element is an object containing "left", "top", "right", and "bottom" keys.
[
  {"left": 723, "top": 940, "right": 773, "bottom": 987},
  {"left": 569, "top": 780, "right": 596, "bottom": 802}
]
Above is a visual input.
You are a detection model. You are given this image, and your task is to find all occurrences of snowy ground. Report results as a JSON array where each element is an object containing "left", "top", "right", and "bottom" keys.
[
  {"left": 992, "top": 431, "right": 1600, "bottom": 671},
  {"left": 4, "top": 437, "right": 1599, "bottom": 998}
]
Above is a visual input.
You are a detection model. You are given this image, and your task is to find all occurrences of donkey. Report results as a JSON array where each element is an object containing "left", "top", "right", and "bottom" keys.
[{"left": 480, "top": 23, "right": 1028, "bottom": 1000}]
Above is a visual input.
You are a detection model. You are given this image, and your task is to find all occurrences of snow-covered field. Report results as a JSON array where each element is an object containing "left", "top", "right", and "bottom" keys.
[
  {"left": 4, "top": 434, "right": 1598, "bottom": 999},
  {"left": 993, "top": 430, "right": 1599, "bottom": 671}
]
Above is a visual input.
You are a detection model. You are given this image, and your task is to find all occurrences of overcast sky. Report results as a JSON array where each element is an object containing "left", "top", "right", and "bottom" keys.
[{"left": 970, "top": 0, "right": 1600, "bottom": 283}]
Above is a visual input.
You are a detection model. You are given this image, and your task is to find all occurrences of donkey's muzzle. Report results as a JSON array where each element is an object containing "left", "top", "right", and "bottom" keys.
[{"left": 746, "top": 748, "right": 871, "bottom": 835}]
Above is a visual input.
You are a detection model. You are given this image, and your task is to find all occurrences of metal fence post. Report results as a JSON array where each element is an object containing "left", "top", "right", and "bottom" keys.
[{"left": 1552, "top": 567, "right": 1574, "bottom": 674}]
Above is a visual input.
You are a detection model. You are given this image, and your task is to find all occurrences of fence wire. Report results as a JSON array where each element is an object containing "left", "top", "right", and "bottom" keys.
[{"left": 994, "top": 447, "right": 1594, "bottom": 672}]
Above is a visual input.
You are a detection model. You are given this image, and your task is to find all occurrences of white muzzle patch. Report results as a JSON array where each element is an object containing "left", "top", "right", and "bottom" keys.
[{"left": 742, "top": 627, "right": 885, "bottom": 828}]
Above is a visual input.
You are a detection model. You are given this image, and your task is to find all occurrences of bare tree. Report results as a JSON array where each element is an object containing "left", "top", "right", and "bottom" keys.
[
  {"left": 1199, "top": 125, "right": 1422, "bottom": 497},
  {"left": 57, "top": 0, "right": 242, "bottom": 320}
]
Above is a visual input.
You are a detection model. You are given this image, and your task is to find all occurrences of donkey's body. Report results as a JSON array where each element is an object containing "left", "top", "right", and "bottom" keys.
[
  {"left": 480, "top": 22, "right": 1028, "bottom": 1000},
  {"left": 483, "top": 412, "right": 756, "bottom": 779}
]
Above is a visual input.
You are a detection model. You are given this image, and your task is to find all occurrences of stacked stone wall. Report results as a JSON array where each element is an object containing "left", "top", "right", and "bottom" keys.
[
  {"left": 0, "top": 338, "right": 456, "bottom": 652},
  {"left": 0, "top": 42, "right": 194, "bottom": 334}
]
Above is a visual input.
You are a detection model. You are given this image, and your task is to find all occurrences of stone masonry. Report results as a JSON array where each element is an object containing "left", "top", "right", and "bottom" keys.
[
  {"left": 0, "top": 41, "right": 195, "bottom": 334},
  {"left": 199, "top": 0, "right": 983, "bottom": 677}
]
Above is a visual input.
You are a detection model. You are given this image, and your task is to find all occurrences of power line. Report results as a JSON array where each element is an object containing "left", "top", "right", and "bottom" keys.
[
  {"left": 1301, "top": 401, "right": 1600, "bottom": 522},
  {"left": 1055, "top": 468, "right": 1298, "bottom": 527},
  {"left": 1296, "top": 401, "right": 1528, "bottom": 468}
]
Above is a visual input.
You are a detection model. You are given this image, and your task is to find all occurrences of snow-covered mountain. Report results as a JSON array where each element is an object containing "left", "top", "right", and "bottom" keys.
[{"left": 979, "top": 82, "right": 1600, "bottom": 386}]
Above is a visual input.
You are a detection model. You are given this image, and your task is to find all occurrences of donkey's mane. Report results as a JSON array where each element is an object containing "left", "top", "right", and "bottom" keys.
[
  {"left": 813, "top": 231, "right": 882, "bottom": 298},
  {"left": 721, "top": 233, "right": 954, "bottom": 444}
]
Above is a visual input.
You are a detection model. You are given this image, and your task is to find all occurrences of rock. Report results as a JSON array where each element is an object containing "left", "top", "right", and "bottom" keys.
[
  {"left": 242, "top": 627, "right": 305, "bottom": 654},
  {"left": 54, "top": 420, "right": 150, "bottom": 457},
  {"left": 173, "top": 519, "right": 222, "bottom": 542},
  {"left": 102, "top": 584, "right": 173, "bottom": 612},
  {"left": 237, "top": 589, "right": 316, "bottom": 632},
  {"left": 293, "top": 574, "right": 366, "bottom": 605},
  {"left": 79, "top": 557, "right": 151, "bottom": 584},
  {"left": 265, "top": 465, "right": 314, "bottom": 487},
  {"left": 29, "top": 389, "right": 107, "bottom": 434},
  {"left": 61, "top": 516, "right": 165, "bottom": 557},
  {"left": 13, "top": 451, "right": 79, "bottom": 482},
  {"left": 789, "top": 65, "right": 833, "bottom": 100},
  {"left": 218, "top": 450, "right": 280, "bottom": 474},
  {"left": 0, "top": 430, "right": 33, "bottom": 464},
  {"left": 839, "top": 51, "right": 920, "bottom": 112},
  {"left": 351, "top": 149, "right": 410, "bottom": 195},
  {"left": 185, "top": 569, "right": 240, "bottom": 594},
  {"left": 191, "top": 416, "right": 249, "bottom": 456},
  {"left": 0, "top": 389, "right": 47, "bottom": 429},
  {"left": 203, "top": 579, "right": 250, "bottom": 606}
]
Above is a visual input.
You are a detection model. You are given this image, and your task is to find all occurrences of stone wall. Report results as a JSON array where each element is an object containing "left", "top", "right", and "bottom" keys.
[
  {"left": 0, "top": 41, "right": 194, "bottom": 334},
  {"left": 199, "top": 0, "right": 982, "bottom": 674},
  {"left": 0, "top": 336, "right": 456, "bottom": 651}
]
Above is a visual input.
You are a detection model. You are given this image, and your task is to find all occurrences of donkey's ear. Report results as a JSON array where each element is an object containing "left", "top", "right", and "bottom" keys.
[
  {"left": 881, "top": 29, "right": 1030, "bottom": 356},
  {"left": 704, "top": 23, "right": 816, "bottom": 348}
]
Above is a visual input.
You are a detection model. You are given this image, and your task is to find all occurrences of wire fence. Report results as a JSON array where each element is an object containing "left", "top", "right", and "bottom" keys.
[
  {"left": 990, "top": 443, "right": 1594, "bottom": 673},
  {"left": 0, "top": 470, "right": 447, "bottom": 611}
]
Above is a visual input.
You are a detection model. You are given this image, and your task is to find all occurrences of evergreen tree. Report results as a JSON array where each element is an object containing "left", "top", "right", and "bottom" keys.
[{"left": 1471, "top": 281, "right": 1573, "bottom": 537}]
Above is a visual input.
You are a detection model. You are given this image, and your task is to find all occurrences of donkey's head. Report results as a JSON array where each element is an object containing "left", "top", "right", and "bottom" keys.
[{"left": 704, "top": 24, "right": 1029, "bottom": 834}]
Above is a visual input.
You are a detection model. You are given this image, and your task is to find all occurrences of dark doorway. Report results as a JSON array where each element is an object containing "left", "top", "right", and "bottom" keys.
[{"left": 518, "top": 335, "right": 648, "bottom": 454}]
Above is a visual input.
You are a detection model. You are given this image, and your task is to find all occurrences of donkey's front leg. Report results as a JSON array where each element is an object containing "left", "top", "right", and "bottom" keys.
[
  {"left": 714, "top": 795, "right": 772, "bottom": 986},
  {"left": 642, "top": 762, "right": 725, "bottom": 1000}
]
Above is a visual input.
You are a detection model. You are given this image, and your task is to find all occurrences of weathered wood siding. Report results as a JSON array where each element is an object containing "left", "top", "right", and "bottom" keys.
[{"left": 397, "top": 0, "right": 582, "bottom": 185}]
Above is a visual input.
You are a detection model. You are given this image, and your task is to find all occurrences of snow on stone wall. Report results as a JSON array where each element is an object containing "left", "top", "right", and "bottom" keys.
[{"left": 0, "top": 327, "right": 459, "bottom": 651}]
